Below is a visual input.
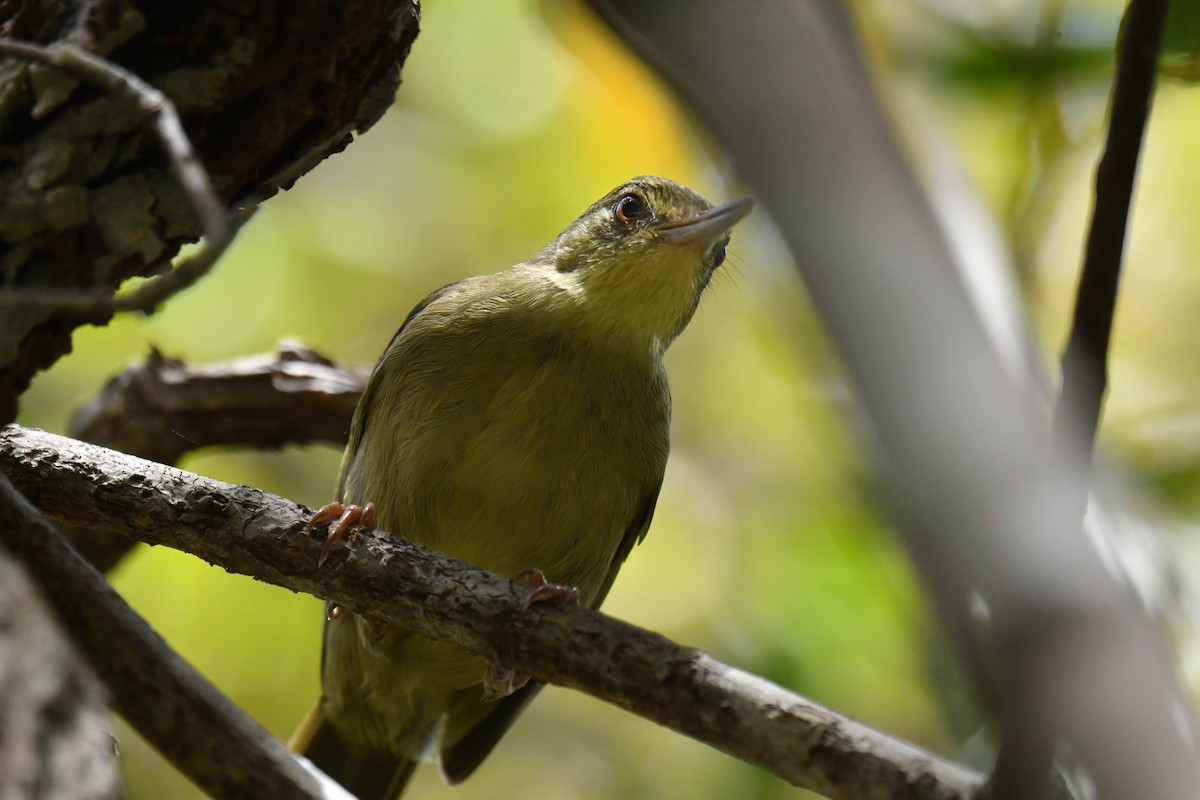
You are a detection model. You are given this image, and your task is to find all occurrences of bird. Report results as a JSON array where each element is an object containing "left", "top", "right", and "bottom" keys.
[{"left": 289, "top": 176, "right": 753, "bottom": 799}]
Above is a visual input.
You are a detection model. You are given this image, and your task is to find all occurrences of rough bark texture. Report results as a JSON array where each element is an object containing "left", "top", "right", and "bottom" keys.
[
  {"left": 70, "top": 343, "right": 365, "bottom": 466},
  {"left": 0, "top": 551, "right": 118, "bottom": 800},
  {"left": 0, "top": 423, "right": 988, "bottom": 800},
  {"left": 0, "top": 0, "right": 421, "bottom": 422},
  {"left": 62, "top": 344, "right": 367, "bottom": 570}
]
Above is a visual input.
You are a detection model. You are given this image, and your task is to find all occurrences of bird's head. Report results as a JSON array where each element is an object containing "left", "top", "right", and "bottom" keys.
[{"left": 538, "top": 176, "right": 753, "bottom": 354}]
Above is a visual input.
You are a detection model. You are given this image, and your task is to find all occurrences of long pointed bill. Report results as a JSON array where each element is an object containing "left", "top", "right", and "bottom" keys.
[{"left": 653, "top": 196, "right": 755, "bottom": 246}]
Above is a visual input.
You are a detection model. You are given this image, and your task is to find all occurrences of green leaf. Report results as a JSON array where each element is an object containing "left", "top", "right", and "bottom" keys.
[{"left": 1162, "top": 0, "right": 1200, "bottom": 83}]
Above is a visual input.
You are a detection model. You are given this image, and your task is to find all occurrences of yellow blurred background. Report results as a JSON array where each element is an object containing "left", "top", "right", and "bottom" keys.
[{"left": 15, "top": 0, "right": 1200, "bottom": 797}]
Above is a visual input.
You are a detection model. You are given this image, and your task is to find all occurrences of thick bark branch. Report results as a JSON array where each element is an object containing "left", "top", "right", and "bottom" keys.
[
  {"left": 0, "top": 0, "right": 420, "bottom": 422},
  {"left": 0, "top": 423, "right": 984, "bottom": 800},
  {"left": 0, "top": 37, "right": 246, "bottom": 320}
]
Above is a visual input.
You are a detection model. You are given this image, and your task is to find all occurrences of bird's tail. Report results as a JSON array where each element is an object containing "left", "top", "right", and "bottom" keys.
[{"left": 290, "top": 701, "right": 417, "bottom": 800}]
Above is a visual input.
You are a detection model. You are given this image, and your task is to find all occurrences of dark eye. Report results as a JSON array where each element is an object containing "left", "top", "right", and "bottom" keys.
[{"left": 614, "top": 193, "right": 649, "bottom": 227}]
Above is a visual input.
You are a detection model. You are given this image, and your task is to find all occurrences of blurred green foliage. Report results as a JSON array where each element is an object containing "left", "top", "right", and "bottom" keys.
[
  {"left": 1159, "top": 0, "right": 1200, "bottom": 80},
  {"left": 15, "top": 0, "right": 1200, "bottom": 797}
]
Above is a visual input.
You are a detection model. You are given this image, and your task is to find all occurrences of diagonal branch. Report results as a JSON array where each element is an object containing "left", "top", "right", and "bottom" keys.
[
  {"left": 0, "top": 0, "right": 420, "bottom": 423},
  {"left": 581, "top": 3, "right": 1196, "bottom": 799},
  {"left": 1052, "top": 0, "right": 1169, "bottom": 461},
  {"left": 0, "top": 423, "right": 984, "bottom": 800},
  {"left": 0, "top": 468, "right": 326, "bottom": 800}
]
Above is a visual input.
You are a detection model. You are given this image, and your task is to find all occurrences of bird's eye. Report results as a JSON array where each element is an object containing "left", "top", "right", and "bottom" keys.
[{"left": 614, "top": 194, "right": 649, "bottom": 227}]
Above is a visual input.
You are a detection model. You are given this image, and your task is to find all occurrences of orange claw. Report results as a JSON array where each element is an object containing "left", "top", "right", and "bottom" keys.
[
  {"left": 482, "top": 568, "right": 579, "bottom": 697},
  {"left": 512, "top": 567, "right": 581, "bottom": 609},
  {"left": 306, "top": 501, "right": 377, "bottom": 567},
  {"left": 484, "top": 663, "right": 532, "bottom": 698}
]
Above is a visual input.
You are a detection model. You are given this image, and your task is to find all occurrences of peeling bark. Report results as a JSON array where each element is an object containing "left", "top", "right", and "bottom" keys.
[{"left": 0, "top": 0, "right": 421, "bottom": 421}]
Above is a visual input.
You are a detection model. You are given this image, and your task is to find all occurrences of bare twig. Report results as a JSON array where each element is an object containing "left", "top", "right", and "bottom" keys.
[
  {"left": 1052, "top": 0, "right": 1169, "bottom": 460},
  {"left": 0, "top": 38, "right": 249, "bottom": 318},
  {"left": 0, "top": 466, "right": 324, "bottom": 800},
  {"left": 0, "top": 423, "right": 985, "bottom": 800}
]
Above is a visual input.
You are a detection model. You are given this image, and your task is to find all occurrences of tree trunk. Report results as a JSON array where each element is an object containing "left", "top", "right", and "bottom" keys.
[{"left": 0, "top": 0, "right": 421, "bottom": 422}]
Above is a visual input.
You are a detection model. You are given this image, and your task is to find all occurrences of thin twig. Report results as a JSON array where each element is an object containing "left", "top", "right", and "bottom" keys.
[
  {"left": 0, "top": 467, "right": 325, "bottom": 800},
  {"left": 0, "top": 423, "right": 986, "bottom": 800},
  {"left": 1051, "top": 0, "right": 1170, "bottom": 455},
  {"left": 0, "top": 38, "right": 249, "bottom": 317}
]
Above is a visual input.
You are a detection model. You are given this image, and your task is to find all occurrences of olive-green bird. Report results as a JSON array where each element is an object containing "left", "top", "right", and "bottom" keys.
[{"left": 290, "top": 176, "right": 753, "bottom": 799}]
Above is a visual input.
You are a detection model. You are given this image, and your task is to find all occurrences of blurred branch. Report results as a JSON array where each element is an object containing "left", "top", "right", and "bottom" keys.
[
  {"left": 1053, "top": 0, "right": 1169, "bottom": 458},
  {"left": 0, "top": 424, "right": 985, "bottom": 800},
  {"left": 0, "top": 547, "right": 118, "bottom": 800},
  {"left": 582, "top": 1, "right": 1198, "bottom": 798},
  {"left": 64, "top": 344, "right": 366, "bottom": 571},
  {"left": 1018, "top": 2, "right": 1169, "bottom": 797},
  {"left": 0, "top": 467, "right": 326, "bottom": 800}
]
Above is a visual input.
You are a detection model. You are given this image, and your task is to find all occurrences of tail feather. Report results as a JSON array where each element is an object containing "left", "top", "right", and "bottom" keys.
[
  {"left": 291, "top": 701, "right": 417, "bottom": 800},
  {"left": 440, "top": 682, "right": 544, "bottom": 784}
]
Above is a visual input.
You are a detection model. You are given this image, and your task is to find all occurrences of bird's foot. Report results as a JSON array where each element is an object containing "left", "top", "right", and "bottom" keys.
[
  {"left": 360, "top": 617, "right": 388, "bottom": 641},
  {"left": 325, "top": 601, "right": 345, "bottom": 621},
  {"left": 482, "top": 569, "right": 579, "bottom": 698},
  {"left": 324, "top": 602, "right": 387, "bottom": 643},
  {"left": 512, "top": 568, "right": 580, "bottom": 609},
  {"left": 483, "top": 663, "right": 532, "bottom": 699},
  {"left": 305, "top": 501, "right": 377, "bottom": 566}
]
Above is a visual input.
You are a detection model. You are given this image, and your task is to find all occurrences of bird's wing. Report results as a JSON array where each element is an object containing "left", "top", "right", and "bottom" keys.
[
  {"left": 590, "top": 478, "right": 662, "bottom": 609},
  {"left": 437, "top": 481, "right": 662, "bottom": 783},
  {"left": 439, "top": 682, "right": 545, "bottom": 785},
  {"left": 335, "top": 280, "right": 463, "bottom": 500},
  {"left": 322, "top": 280, "right": 464, "bottom": 690}
]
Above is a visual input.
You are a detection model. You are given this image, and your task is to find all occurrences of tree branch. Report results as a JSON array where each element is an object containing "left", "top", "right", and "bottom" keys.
[
  {"left": 582, "top": 2, "right": 1198, "bottom": 798},
  {"left": 1011, "top": 2, "right": 1169, "bottom": 795},
  {"left": 0, "top": 0, "right": 420, "bottom": 422},
  {"left": 0, "top": 423, "right": 984, "bottom": 800},
  {"left": 62, "top": 344, "right": 366, "bottom": 571},
  {"left": 70, "top": 344, "right": 366, "bottom": 467},
  {"left": 0, "top": 37, "right": 246, "bottom": 319},
  {"left": 0, "top": 467, "right": 326, "bottom": 800},
  {"left": 1052, "top": 0, "right": 1169, "bottom": 462},
  {"left": 0, "top": 547, "right": 118, "bottom": 800}
]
